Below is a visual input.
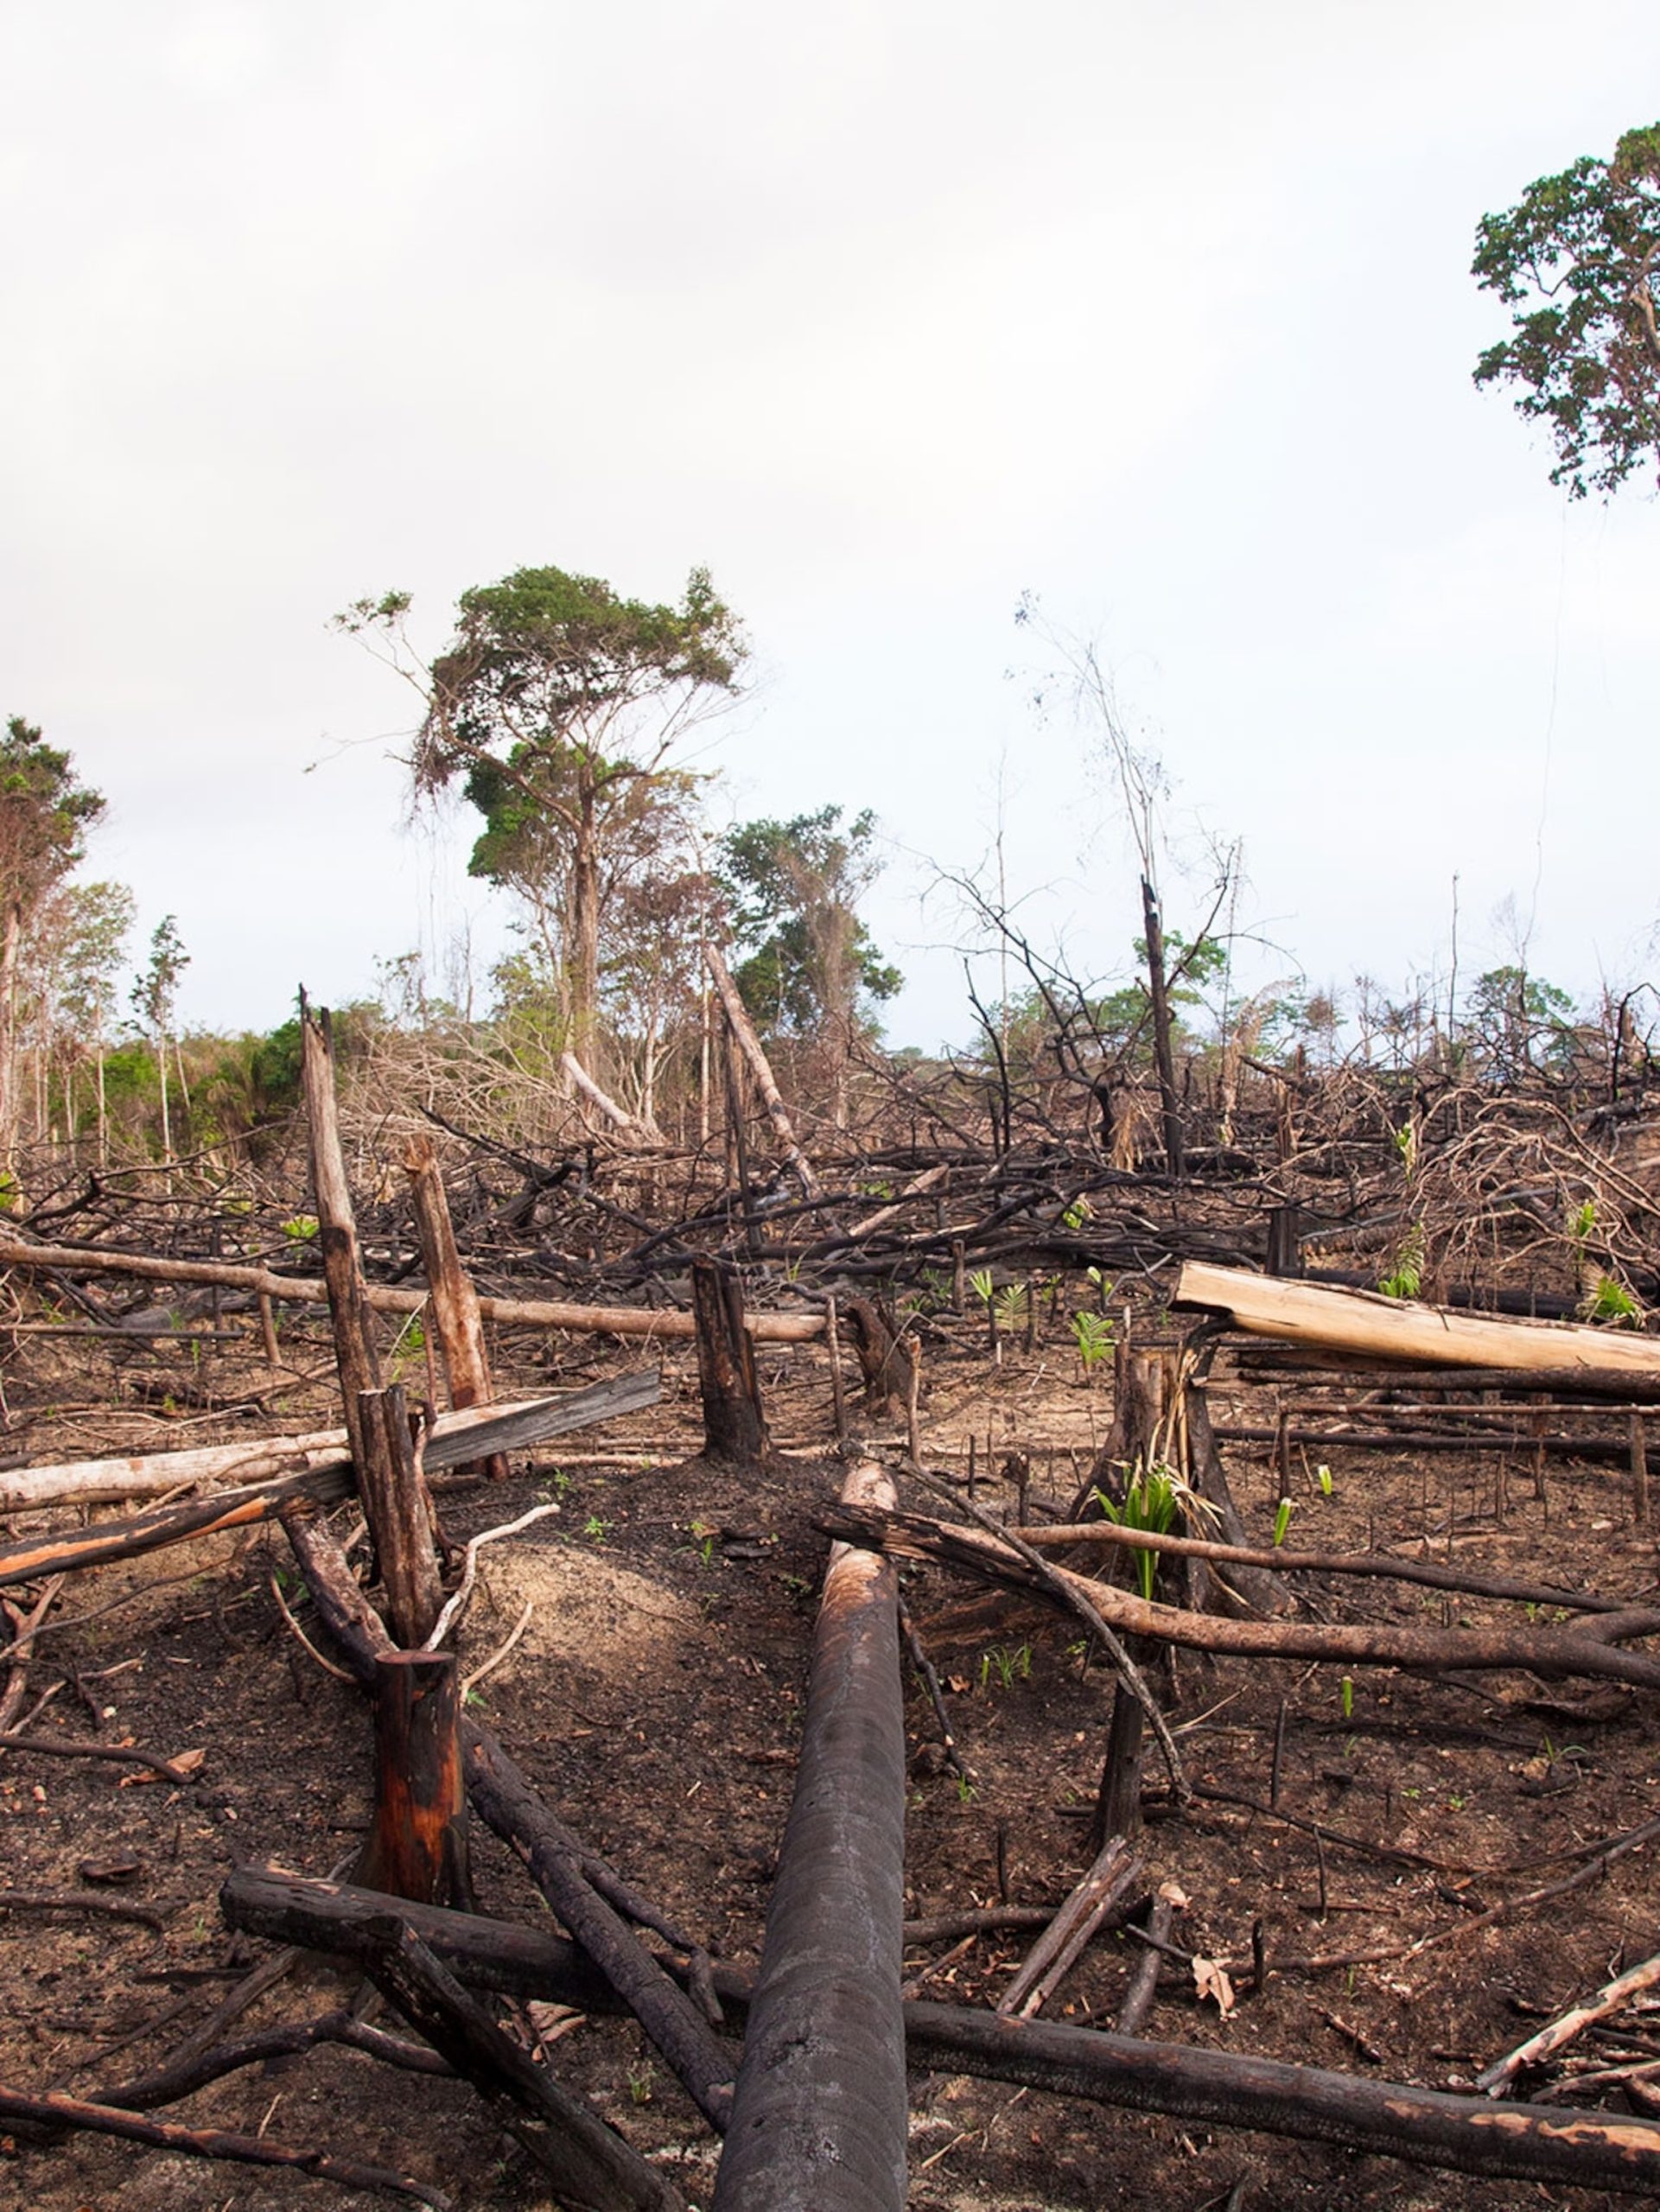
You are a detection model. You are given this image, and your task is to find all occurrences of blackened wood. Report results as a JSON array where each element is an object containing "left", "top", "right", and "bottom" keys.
[
  {"left": 1114, "top": 1893, "right": 1173, "bottom": 2034},
  {"left": 703, "top": 941, "right": 819, "bottom": 1198},
  {"left": 690, "top": 1257, "right": 771, "bottom": 1465},
  {"left": 357, "top": 1384, "right": 443, "bottom": 1647},
  {"left": 281, "top": 1511, "right": 738, "bottom": 2132},
  {"left": 299, "top": 1001, "right": 382, "bottom": 1472},
  {"left": 1632, "top": 1413, "right": 1650, "bottom": 1529},
  {"left": 1092, "top": 1675, "right": 1149, "bottom": 1848},
  {"left": 712, "top": 1460, "right": 906, "bottom": 2212},
  {"left": 995, "top": 1837, "right": 1139, "bottom": 2019},
  {"left": 819, "top": 1503, "right": 1660, "bottom": 1690},
  {"left": 356, "top": 1916, "right": 684, "bottom": 2212},
  {"left": 0, "top": 2082, "right": 448, "bottom": 2205},
  {"left": 402, "top": 1135, "right": 507, "bottom": 1480},
  {"left": 842, "top": 1296, "right": 917, "bottom": 1414},
  {"left": 361, "top": 1654, "right": 471, "bottom": 1908},
  {"left": 224, "top": 1872, "right": 1660, "bottom": 2196},
  {"left": 461, "top": 1729, "right": 735, "bottom": 2131},
  {"left": 1140, "top": 875, "right": 1184, "bottom": 1179},
  {"left": 1265, "top": 1204, "right": 1305, "bottom": 1278}
]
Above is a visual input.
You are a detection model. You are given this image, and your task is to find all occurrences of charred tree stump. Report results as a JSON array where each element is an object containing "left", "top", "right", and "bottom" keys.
[
  {"left": 842, "top": 1297, "right": 918, "bottom": 1417},
  {"left": 712, "top": 1460, "right": 907, "bottom": 2212},
  {"left": 1265, "top": 1203, "right": 1305, "bottom": 1279},
  {"left": 402, "top": 1135, "right": 507, "bottom": 1481},
  {"left": 357, "top": 1383, "right": 443, "bottom": 1648},
  {"left": 359, "top": 1653, "right": 472, "bottom": 1910},
  {"left": 690, "top": 1258, "right": 771, "bottom": 1465}
]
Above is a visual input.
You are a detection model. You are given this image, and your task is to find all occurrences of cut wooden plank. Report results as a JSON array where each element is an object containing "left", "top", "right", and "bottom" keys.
[
  {"left": 0, "top": 1234, "right": 824, "bottom": 1343},
  {"left": 1174, "top": 1261, "right": 1660, "bottom": 1383},
  {"left": 0, "top": 1370, "right": 660, "bottom": 1586}
]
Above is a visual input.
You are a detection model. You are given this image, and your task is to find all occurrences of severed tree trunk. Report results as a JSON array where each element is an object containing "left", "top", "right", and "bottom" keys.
[
  {"left": 359, "top": 1652, "right": 473, "bottom": 1909},
  {"left": 402, "top": 1134, "right": 507, "bottom": 1480},
  {"left": 690, "top": 1258, "right": 771, "bottom": 1465},
  {"left": 1141, "top": 875, "right": 1184, "bottom": 1180}
]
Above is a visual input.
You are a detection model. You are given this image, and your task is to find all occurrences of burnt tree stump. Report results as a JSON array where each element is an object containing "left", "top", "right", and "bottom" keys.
[
  {"left": 359, "top": 1651, "right": 473, "bottom": 1909},
  {"left": 690, "top": 1258, "right": 771, "bottom": 1465}
]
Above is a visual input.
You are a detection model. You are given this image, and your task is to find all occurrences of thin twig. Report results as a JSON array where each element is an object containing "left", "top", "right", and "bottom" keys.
[{"left": 423, "top": 1503, "right": 562, "bottom": 1650}]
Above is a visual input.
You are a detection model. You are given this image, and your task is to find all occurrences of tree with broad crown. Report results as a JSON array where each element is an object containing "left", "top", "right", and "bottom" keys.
[
  {"left": 720, "top": 804, "right": 900, "bottom": 1049},
  {"left": 0, "top": 717, "right": 105, "bottom": 1164},
  {"left": 336, "top": 567, "right": 745, "bottom": 1063},
  {"left": 1472, "top": 123, "right": 1660, "bottom": 498}
]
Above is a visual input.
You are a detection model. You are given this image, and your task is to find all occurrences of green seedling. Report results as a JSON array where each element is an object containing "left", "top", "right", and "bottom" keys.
[
  {"left": 583, "top": 1515, "right": 611, "bottom": 1545},
  {"left": 1378, "top": 1220, "right": 1426, "bottom": 1301},
  {"left": 1340, "top": 1675, "right": 1353, "bottom": 1720},
  {"left": 1570, "top": 1198, "right": 1598, "bottom": 1243},
  {"left": 993, "top": 1281, "right": 1029, "bottom": 1330},
  {"left": 627, "top": 2063, "right": 655, "bottom": 2107},
  {"left": 1393, "top": 1122, "right": 1418, "bottom": 1178},
  {"left": 1587, "top": 1273, "right": 1641, "bottom": 1325},
  {"left": 978, "top": 1643, "right": 1032, "bottom": 1692},
  {"left": 686, "top": 1520, "right": 718, "bottom": 1568},
  {"left": 955, "top": 1773, "right": 976, "bottom": 1803},
  {"left": 967, "top": 1268, "right": 995, "bottom": 1307},
  {"left": 540, "top": 1469, "right": 572, "bottom": 1501},
  {"left": 1060, "top": 1196, "right": 1093, "bottom": 1231},
  {"left": 1272, "top": 1498, "right": 1294, "bottom": 1548},
  {"left": 281, "top": 1214, "right": 320, "bottom": 1243},
  {"left": 1316, "top": 1464, "right": 1333, "bottom": 1497},
  {"left": 1085, "top": 1265, "right": 1113, "bottom": 1310},
  {"left": 1072, "top": 1309, "right": 1116, "bottom": 1376}
]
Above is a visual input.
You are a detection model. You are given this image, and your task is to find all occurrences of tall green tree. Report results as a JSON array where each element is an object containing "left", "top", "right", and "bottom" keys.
[
  {"left": 1472, "top": 123, "right": 1660, "bottom": 497},
  {"left": 339, "top": 567, "right": 745, "bottom": 1061},
  {"left": 721, "top": 806, "right": 901, "bottom": 1042},
  {"left": 0, "top": 717, "right": 105, "bottom": 1161}
]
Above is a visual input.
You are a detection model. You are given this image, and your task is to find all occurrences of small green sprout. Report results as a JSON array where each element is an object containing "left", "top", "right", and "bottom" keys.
[
  {"left": 1272, "top": 1498, "right": 1294, "bottom": 1548},
  {"left": 583, "top": 1515, "right": 611, "bottom": 1545},
  {"left": 1340, "top": 1676, "right": 1353, "bottom": 1720},
  {"left": 1071, "top": 1309, "right": 1115, "bottom": 1374},
  {"left": 1316, "top": 1464, "right": 1333, "bottom": 1497}
]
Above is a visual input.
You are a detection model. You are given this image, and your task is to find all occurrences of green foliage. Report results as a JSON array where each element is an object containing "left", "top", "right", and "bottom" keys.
[
  {"left": 281, "top": 1215, "right": 320, "bottom": 1242},
  {"left": 967, "top": 1268, "right": 995, "bottom": 1307},
  {"left": 721, "top": 805, "right": 900, "bottom": 1038},
  {"left": 1059, "top": 1195, "right": 1092, "bottom": 1231},
  {"left": 1095, "top": 1462, "right": 1187, "bottom": 1602},
  {"left": 1570, "top": 1198, "right": 1599, "bottom": 1243},
  {"left": 1472, "top": 123, "right": 1660, "bottom": 498},
  {"left": 1272, "top": 1498, "right": 1294, "bottom": 1548},
  {"left": 992, "top": 1281, "right": 1028, "bottom": 1330},
  {"left": 1378, "top": 1220, "right": 1427, "bottom": 1301},
  {"left": 1315, "top": 1463, "right": 1334, "bottom": 1498},
  {"left": 0, "top": 717, "right": 105, "bottom": 905},
  {"left": 1464, "top": 966, "right": 1577, "bottom": 1075},
  {"left": 1586, "top": 1273, "right": 1641, "bottom": 1325},
  {"left": 977, "top": 1643, "right": 1032, "bottom": 1693},
  {"left": 1071, "top": 1309, "right": 1115, "bottom": 1373}
]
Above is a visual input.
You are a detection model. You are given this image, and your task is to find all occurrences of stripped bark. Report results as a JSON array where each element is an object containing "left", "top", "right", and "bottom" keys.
[{"left": 703, "top": 942, "right": 818, "bottom": 1197}]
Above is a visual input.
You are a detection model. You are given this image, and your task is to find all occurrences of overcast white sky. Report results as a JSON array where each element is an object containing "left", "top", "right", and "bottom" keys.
[{"left": 3, "top": 1, "right": 1657, "bottom": 1050}]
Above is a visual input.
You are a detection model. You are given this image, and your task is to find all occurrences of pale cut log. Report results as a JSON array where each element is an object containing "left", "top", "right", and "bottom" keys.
[
  {"left": 0, "top": 1370, "right": 660, "bottom": 1515},
  {"left": 1175, "top": 1261, "right": 1660, "bottom": 1383},
  {"left": 0, "top": 1234, "right": 824, "bottom": 1343},
  {"left": 559, "top": 1049, "right": 658, "bottom": 1141},
  {"left": 703, "top": 941, "right": 818, "bottom": 1197},
  {"left": 0, "top": 1372, "right": 660, "bottom": 1586}
]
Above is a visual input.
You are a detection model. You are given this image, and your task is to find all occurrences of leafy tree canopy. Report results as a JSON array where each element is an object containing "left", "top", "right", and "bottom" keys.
[
  {"left": 1472, "top": 123, "right": 1660, "bottom": 497},
  {"left": 0, "top": 717, "right": 105, "bottom": 911},
  {"left": 721, "top": 805, "right": 900, "bottom": 1037}
]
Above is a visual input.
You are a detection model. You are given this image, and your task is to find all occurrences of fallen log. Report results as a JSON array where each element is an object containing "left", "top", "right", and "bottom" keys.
[
  {"left": 0, "top": 1234, "right": 826, "bottom": 1342},
  {"left": 0, "top": 1371, "right": 660, "bottom": 1586},
  {"left": 712, "top": 1459, "right": 907, "bottom": 2212},
  {"left": 221, "top": 1871, "right": 1660, "bottom": 2196},
  {"left": 1176, "top": 1262, "right": 1660, "bottom": 1383},
  {"left": 0, "top": 2082, "right": 448, "bottom": 2205},
  {"left": 819, "top": 1504, "right": 1660, "bottom": 1692}
]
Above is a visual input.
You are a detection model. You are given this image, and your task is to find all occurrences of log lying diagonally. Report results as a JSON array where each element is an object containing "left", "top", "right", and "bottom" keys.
[
  {"left": 712, "top": 1460, "right": 907, "bottom": 2212},
  {"left": 0, "top": 1371, "right": 660, "bottom": 1588},
  {"left": 1174, "top": 1260, "right": 1660, "bottom": 1383},
  {"left": 817, "top": 1504, "right": 1660, "bottom": 1693},
  {"left": 220, "top": 1871, "right": 1660, "bottom": 2196},
  {"left": 0, "top": 1233, "right": 826, "bottom": 1343}
]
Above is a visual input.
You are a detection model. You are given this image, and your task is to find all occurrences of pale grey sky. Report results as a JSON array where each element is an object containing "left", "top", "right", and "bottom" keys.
[{"left": 3, "top": 1, "right": 1657, "bottom": 1048}]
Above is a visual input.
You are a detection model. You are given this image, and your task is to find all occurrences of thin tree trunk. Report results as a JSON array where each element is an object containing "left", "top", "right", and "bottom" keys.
[
  {"left": 0, "top": 900, "right": 19, "bottom": 1167},
  {"left": 156, "top": 1027, "right": 172, "bottom": 1162},
  {"left": 1142, "top": 874, "right": 1183, "bottom": 1179}
]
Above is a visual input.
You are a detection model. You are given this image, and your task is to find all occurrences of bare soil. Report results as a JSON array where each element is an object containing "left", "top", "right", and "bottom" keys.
[{"left": 3, "top": 1303, "right": 1658, "bottom": 2212}]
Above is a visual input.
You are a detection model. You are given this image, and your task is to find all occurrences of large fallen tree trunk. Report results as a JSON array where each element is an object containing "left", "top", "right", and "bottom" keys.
[
  {"left": 221, "top": 1871, "right": 1660, "bottom": 2196},
  {"left": 0, "top": 1235, "right": 825, "bottom": 1343},
  {"left": 818, "top": 1504, "right": 1660, "bottom": 1692},
  {"left": 712, "top": 1459, "right": 907, "bottom": 2211},
  {"left": 1176, "top": 1262, "right": 1660, "bottom": 1383},
  {"left": 0, "top": 1372, "right": 660, "bottom": 1586}
]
